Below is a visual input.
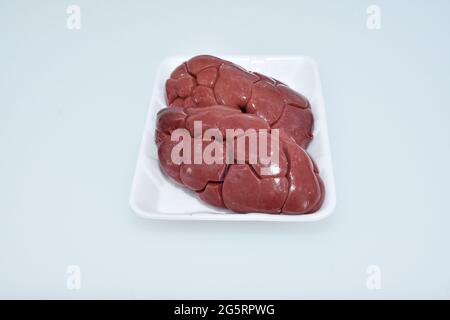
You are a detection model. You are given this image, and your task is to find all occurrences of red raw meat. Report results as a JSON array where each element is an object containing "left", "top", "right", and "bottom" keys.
[{"left": 156, "top": 55, "right": 324, "bottom": 214}]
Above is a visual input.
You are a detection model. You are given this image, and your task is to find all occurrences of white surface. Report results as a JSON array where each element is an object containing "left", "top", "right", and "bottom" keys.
[
  {"left": 130, "top": 56, "right": 336, "bottom": 221},
  {"left": 1, "top": 0, "right": 450, "bottom": 299}
]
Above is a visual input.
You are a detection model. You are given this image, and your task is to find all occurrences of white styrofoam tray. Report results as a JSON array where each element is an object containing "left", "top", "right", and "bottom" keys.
[{"left": 129, "top": 55, "right": 336, "bottom": 222}]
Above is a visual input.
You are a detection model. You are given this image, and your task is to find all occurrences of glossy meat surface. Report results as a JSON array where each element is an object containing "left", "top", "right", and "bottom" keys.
[
  {"left": 166, "top": 55, "right": 313, "bottom": 148},
  {"left": 155, "top": 55, "right": 324, "bottom": 214}
]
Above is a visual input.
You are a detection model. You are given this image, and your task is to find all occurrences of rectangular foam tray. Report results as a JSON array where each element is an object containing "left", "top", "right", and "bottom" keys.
[{"left": 129, "top": 55, "right": 336, "bottom": 222}]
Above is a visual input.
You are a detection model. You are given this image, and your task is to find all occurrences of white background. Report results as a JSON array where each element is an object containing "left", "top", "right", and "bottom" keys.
[{"left": 1, "top": 0, "right": 449, "bottom": 299}]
